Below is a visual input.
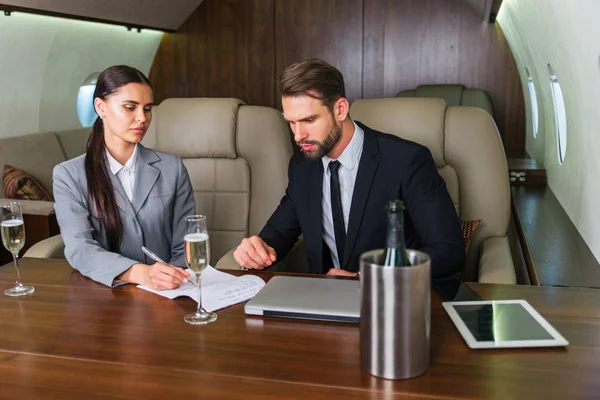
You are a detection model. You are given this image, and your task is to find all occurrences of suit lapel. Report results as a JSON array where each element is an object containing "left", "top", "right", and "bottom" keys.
[
  {"left": 109, "top": 173, "right": 137, "bottom": 221},
  {"left": 132, "top": 145, "right": 160, "bottom": 214},
  {"left": 343, "top": 126, "right": 379, "bottom": 268}
]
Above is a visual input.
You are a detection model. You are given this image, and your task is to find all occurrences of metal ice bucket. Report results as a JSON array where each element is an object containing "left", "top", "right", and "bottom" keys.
[{"left": 359, "top": 249, "right": 430, "bottom": 380}]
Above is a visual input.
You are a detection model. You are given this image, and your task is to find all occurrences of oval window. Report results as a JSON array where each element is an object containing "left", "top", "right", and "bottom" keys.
[
  {"left": 525, "top": 68, "right": 539, "bottom": 139},
  {"left": 548, "top": 64, "right": 567, "bottom": 164},
  {"left": 76, "top": 72, "right": 100, "bottom": 128}
]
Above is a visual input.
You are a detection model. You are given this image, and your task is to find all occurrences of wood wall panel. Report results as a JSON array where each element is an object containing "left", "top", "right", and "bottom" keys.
[
  {"left": 363, "top": 0, "right": 525, "bottom": 156},
  {"left": 274, "top": 0, "right": 364, "bottom": 105},
  {"left": 150, "top": 0, "right": 525, "bottom": 155},
  {"left": 150, "top": 0, "right": 275, "bottom": 107}
]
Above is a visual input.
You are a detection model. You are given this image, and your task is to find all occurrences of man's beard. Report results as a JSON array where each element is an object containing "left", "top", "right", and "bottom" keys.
[{"left": 298, "top": 123, "right": 342, "bottom": 160}]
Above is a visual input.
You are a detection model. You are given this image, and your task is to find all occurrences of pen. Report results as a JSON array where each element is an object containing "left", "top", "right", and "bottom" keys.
[
  {"left": 142, "top": 246, "right": 167, "bottom": 264},
  {"left": 141, "top": 246, "right": 195, "bottom": 286}
]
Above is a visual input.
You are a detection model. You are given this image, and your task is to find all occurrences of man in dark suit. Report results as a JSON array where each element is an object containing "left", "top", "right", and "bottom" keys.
[{"left": 233, "top": 59, "right": 464, "bottom": 278}]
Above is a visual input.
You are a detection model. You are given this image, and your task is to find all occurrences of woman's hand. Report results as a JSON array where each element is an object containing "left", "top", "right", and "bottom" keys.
[{"left": 120, "top": 262, "right": 190, "bottom": 290}]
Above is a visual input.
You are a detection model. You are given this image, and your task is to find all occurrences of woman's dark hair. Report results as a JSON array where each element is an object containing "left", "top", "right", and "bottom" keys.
[{"left": 85, "top": 65, "right": 152, "bottom": 251}]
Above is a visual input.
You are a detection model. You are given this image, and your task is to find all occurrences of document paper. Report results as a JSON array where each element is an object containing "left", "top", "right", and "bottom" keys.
[{"left": 137, "top": 266, "right": 265, "bottom": 312}]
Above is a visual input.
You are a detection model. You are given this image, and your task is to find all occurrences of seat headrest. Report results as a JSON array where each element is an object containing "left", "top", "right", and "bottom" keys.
[
  {"left": 416, "top": 84, "right": 465, "bottom": 107},
  {"left": 350, "top": 98, "right": 446, "bottom": 167},
  {"left": 145, "top": 98, "right": 245, "bottom": 159}
]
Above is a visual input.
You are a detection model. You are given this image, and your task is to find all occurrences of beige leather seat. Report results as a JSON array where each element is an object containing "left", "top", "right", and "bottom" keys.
[
  {"left": 216, "top": 97, "right": 514, "bottom": 283},
  {"left": 0, "top": 128, "right": 88, "bottom": 259},
  {"left": 397, "top": 84, "right": 494, "bottom": 117},
  {"left": 350, "top": 98, "right": 514, "bottom": 283},
  {"left": 25, "top": 98, "right": 293, "bottom": 265},
  {"left": 0, "top": 128, "right": 88, "bottom": 216}
]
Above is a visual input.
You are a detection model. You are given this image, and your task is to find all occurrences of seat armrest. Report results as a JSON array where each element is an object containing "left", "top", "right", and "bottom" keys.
[
  {"left": 0, "top": 199, "right": 55, "bottom": 216},
  {"left": 23, "top": 234, "right": 65, "bottom": 259},
  {"left": 478, "top": 236, "right": 516, "bottom": 284},
  {"left": 215, "top": 248, "right": 242, "bottom": 270}
]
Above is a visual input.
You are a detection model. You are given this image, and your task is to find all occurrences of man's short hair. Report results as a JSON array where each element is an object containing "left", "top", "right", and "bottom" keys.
[{"left": 278, "top": 58, "right": 346, "bottom": 110}]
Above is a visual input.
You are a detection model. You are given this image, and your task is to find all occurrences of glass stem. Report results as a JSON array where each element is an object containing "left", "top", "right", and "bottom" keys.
[
  {"left": 12, "top": 252, "right": 23, "bottom": 288},
  {"left": 196, "top": 274, "right": 202, "bottom": 314}
]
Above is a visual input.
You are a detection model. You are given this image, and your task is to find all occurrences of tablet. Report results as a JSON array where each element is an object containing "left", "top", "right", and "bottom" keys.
[{"left": 443, "top": 300, "right": 569, "bottom": 349}]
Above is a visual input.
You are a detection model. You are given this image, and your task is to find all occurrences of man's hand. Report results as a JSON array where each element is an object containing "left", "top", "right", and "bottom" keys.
[
  {"left": 326, "top": 268, "right": 358, "bottom": 277},
  {"left": 121, "top": 262, "right": 190, "bottom": 290},
  {"left": 233, "top": 236, "right": 277, "bottom": 270}
]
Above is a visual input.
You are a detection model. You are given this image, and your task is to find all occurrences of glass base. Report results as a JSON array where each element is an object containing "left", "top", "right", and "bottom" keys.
[
  {"left": 4, "top": 285, "right": 35, "bottom": 297},
  {"left": 184, "top": 310, "right": 217, "bottom": 325}
]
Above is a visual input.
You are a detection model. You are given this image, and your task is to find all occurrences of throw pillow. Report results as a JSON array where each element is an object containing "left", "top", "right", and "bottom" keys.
[
  {"left": 460, "top": 219, "right": 481, "bottom": 252},
  {"left": 3, "top": 165, "right": 53, "bottom": 201}
]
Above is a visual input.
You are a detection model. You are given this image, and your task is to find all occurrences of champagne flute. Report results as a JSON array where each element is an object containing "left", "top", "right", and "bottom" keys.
[
  {"left": 1, "top": 202, "right": 35, "bottom": 296},
  {"left": 184, "top": 215, "right": 217, "bottom": 325}
]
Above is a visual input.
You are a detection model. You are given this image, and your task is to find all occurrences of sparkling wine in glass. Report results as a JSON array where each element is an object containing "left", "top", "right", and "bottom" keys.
[
  {"left": 1, "top": 202, "right": 35, "bottom": 296},
  {"left": 184, "top": 215, "right": 216, "bottom": 325}
]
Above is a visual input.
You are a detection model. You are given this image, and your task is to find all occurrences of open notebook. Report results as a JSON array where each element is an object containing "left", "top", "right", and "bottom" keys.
[{"left": 138, "top": 266, "right": 265, "bottom": 312}]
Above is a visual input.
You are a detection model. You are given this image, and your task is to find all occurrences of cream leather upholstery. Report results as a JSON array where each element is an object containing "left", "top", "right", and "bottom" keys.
[
  {"left": 23, "top": 234, "right": 65, "bottom": 259},
  {"left": 26, "top": 98, "right": 293, "bottom": 264},
  {"left": 55, "top": 128, "right": 91, "bottom": 159},
  {"left": 217, "top": 97, "right": 514, "bottom": 283},
  {"left": 0, "top": 129, "right": 88, "bottom": 200},
  {"left": 143, "top": 98, "right": 292, "bottom": 262},
  {"left": 349, "top": 98, "right": 514, "bottom": 284},
  {"left": 0, "top": 128, "right": 87, "bottom": 259},
  {"left": 0, "top": 129, "right": 88, "bottom": 257},
  {"left": 397, "top": 84, "right": 494, "bottom": 117}
]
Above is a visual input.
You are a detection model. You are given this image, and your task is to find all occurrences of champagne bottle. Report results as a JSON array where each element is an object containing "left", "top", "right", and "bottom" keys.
[{"left": 383, "top": 199, "right": 411, "bottom": 267}]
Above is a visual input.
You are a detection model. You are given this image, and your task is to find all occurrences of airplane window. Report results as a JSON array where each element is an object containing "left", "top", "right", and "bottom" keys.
[
  {"left": 76, "top": 72, "right": 100, "bottom": 128},
  {"left": 548, "top": 64, "right": 567, "bottom": 164},
  {"left": 525, "top": 68, "right": 539, "bottom": 139}
]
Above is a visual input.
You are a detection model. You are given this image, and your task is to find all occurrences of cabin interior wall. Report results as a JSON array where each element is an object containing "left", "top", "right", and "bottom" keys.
[
  {"left": 498, "top": 0, "right": 600, "bottom": 263},
  {"left": 0, "top": 12, "right": 162, "bottom": 139},
  {"left": 274, "top": 0, "right": 364, "bottom": 105},
  {"left": 362, "top": 0, "right": 524, "bottom": 156},
  {"left": 150, "top": 0, "right": 525, "bottom": 156},
  {"left": 495, "top": 7, "right": 547, "bottom": 161},
  {"left": 150, "top": 0, "right": 275, "bottom": 107}
]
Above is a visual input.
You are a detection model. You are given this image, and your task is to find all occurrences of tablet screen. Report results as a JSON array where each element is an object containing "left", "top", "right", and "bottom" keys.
[{"left": 453, "top": 303, "right": 554, "bottom": 341}]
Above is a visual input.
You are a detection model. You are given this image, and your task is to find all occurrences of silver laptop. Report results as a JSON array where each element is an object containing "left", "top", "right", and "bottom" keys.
[{"left": 244, "top": 276, "right": 360, "bottom": 323}]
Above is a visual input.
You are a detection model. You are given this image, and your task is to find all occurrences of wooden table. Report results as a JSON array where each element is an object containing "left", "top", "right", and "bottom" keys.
[{"left": 0, "top": 259, "right": 599, "bottom": 399}]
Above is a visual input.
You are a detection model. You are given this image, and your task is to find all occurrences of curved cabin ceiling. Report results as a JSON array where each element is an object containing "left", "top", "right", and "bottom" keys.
[
  {"left": 0, "top": 0, "right": 204, "bottom": 31},
  {"left": 0, "top": 12, "right": 163, "bottom": 138}
]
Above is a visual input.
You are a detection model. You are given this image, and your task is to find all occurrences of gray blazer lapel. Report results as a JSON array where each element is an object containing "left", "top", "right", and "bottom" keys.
[
  {"left": 132, "top": 145, "right": 160, "bottom": 214},
  {"left": 109, "top": 172, "right": 137, "bottom": 221}
]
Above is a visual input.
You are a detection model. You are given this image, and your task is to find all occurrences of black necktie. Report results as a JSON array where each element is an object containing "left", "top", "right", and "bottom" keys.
[{"left": 329, "top": 161, "right": 346, "bottom": 266}]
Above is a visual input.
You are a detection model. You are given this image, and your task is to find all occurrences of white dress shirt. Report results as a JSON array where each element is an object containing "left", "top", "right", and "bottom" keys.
[
  {"left": 321, "top": 121, "right": 364, "bottom": 269},
  {"left": 106, "top": 144, "right": 138, "bottom": 203}
]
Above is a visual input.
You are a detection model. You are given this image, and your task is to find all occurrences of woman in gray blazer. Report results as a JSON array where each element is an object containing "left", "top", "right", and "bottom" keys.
[{"left": 54, "top": 65, "right": 194, "bottom": 289}]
